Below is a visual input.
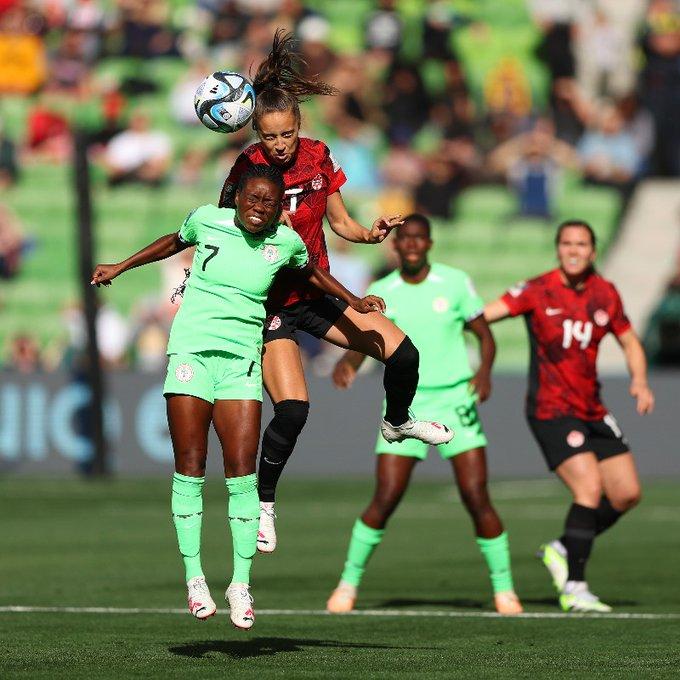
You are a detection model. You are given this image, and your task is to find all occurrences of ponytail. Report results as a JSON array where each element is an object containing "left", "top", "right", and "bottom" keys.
[{"left": 251, "top": 29, "right": 337, "bottom": 127}]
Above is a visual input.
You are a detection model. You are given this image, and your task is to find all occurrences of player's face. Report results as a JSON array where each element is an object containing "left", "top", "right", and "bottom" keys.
[
  {"left": 235, "top": 178, "right": 283, "bottom": 233},
  {"left": 256, "top": 110, "right": 300, "bottom": 166},
  {"left": 394, "top": 221, "right": 432, "bottom": 273},
  {"left": 557, "top": 226, "right": 596, "bottom": 277}
]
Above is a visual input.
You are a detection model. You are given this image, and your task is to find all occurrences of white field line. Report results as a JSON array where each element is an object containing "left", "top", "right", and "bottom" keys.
[{"left": 1, "top": 606, "right": 679, "bottom": 621}]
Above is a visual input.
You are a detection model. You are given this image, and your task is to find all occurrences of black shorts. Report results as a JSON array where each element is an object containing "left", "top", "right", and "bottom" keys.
[
  {"left": 527, "top": 415, "right": 629, "bottom": 471},
  {"left": 264, "top": 295, "right": 348, "bottom": 344}
]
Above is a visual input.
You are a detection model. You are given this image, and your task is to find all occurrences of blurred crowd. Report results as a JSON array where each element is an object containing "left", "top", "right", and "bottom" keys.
[{"left": 1, "top": 0, "right": 680, "bottom": 371}]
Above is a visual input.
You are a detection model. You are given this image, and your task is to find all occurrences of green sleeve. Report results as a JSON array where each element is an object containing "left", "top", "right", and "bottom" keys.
[
  {"left": 457, "top": 273, "right": 484, "bottom": 322},
  {"left": 178, "top": 207, "right": 201, "bottom": 245},
  {"left": 286, "top": 233, "right": 309, "bottom": 269}
]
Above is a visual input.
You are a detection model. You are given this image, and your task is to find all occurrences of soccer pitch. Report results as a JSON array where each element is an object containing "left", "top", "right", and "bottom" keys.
[{"left": 1, "top": 477, "right": 678, "bottom": 678}]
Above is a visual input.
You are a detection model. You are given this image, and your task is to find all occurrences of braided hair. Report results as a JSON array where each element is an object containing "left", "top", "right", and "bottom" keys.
[{"left": 251, "top": 28, "right": 337, "bottom": 128}]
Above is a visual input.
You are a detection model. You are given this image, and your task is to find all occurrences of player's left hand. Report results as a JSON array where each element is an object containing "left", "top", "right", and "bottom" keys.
[
  {"left": 469, "top": 369, "right": 492, "bottom": 402},
  {"left": 630, "top": 381, "right": 654, "bottom": 415},
  {"left": 350, "top": 295, "right": 386, "bottom": 314},
  {"left": 366, "top": 214, "right": 403, "bottom": 243}
]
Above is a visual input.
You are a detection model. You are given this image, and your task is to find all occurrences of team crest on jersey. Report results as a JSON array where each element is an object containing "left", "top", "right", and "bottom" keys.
[
  {"left": 175, "top": 363, "right": 194, "bottom": 383},
  {"left": 267, "top": 315, "right": 282, "bottom": 331},
  {"left": 508, "top": 281, "right": 527, "bottom": 298},
  {"left": 312, "top": 174, "right": 323, "bottom": 191},
  {"left": 594, "top": 309, "right": 609, "bottom": 327},
  {"left": 566, "top": 430, "right": 585, "bottom": 448},
  {"left": 262, "top": 245, "right": 279, "bottom": 263},
  {"left": 432, "top": 296, "right": 450, "bottom": 313}
]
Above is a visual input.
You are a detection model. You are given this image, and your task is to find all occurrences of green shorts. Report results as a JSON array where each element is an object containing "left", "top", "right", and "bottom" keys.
[
  {"left": 375, "top": 382, "right": 487, "bottom": 460},
  {"left": 163, "top": 350, "right": 262, "bottom": 403}
]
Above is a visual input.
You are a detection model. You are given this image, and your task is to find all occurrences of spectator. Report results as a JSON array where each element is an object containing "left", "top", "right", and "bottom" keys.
[
  {"left": 577, "top": 104, "right": 640, "bottom": 189},
  {"left": 0, "top": 204, "right": 31, "bottom": 279},
  {"left": 116, "top": 0, "right": 178, "bottom": 59},
  {"left": 383, "top": 62, "right": 431, "bottom": 144},
  {"left": 170, "top": 60, "right": 211, "bottom": 127},
  {"left": 617, "top": 92, "right": 655, "bottom": 176},
  {"left": 25, "top": 91, "right": 71, "bottom": 162},
  {"left": 415, "top": 153, "right": 463, "bottom": 220},
  {"left": 488, "top": 117, "right": 579, "bottom": 219},
  {"left": 297, "top": 14, "right": 335, "bottom": 78},
  {"left": 365, "top": 0, "right": 402, "bottom": 58},
  {"left": 4, "top": 334, "right": 42, "bottom": 373},
  {"left": 644, "top": 257, "right": 680, "bottom": 366},
  {"left": 104, "top": 109, "right": 172, "bottom": 187},
  {"left": 0, "top": 120, "right": 19, "bottom": 188},
  {"left": 639, "top": 0, "right": 680, "bottom": 176}
]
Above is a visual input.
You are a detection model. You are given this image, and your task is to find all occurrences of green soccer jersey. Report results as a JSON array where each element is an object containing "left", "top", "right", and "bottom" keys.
[
  {"left": 368, "top": 263, "right": 483, "bottom": 387},
  {"left": 167, "top": 204, "right": 308, "bottom": 362}
]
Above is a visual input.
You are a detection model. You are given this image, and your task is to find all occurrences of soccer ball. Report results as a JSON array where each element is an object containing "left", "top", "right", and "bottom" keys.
[{"left": 194, "top": 71, "right": 255, "bottom": 133}]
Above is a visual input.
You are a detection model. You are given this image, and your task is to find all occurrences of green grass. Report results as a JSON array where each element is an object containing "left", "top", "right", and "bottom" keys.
[{"left": 1, "top": 477, "right": 679, "bottom": 678}]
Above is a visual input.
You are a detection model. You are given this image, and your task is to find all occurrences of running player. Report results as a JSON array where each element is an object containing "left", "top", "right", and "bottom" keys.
[
  {"left": 220, "top": 31, "right": 452, "bottom": 554},
  {"left": 326, "top": 214, "right": 523, "bottom": 616},
  {"left": 91, "top": 165, "right": 385, "bottom": 630},
  {"left": 485, "top": 219, "right": 654, "bottom": 613}
]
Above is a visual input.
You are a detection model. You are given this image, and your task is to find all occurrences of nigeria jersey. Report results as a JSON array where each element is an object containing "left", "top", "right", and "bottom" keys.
[
  {"left": 167, "top": 204, "right": 308, "bottom": 362},
  {"left": 368, "top": 263, "right": 484, "bottom": 387}
]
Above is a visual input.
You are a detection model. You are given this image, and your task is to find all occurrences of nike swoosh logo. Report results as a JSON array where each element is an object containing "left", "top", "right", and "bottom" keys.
[{"left": 545, "top": 308, "right": 563, "bottom": 316}]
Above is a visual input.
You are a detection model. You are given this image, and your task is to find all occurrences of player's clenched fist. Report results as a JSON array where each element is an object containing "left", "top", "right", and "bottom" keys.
[{"left": 91, "top": 263, "right": 122, "bottom": 286}]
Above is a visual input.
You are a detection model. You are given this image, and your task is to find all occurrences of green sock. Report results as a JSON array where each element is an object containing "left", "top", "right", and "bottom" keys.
[
  {"left": 226, "top": 473, "right": 259, "bottom": 585},
  {"left": 171, "top": 472, "right": 205, "bottom": 582},
  {"left": 476, "top": 531, "right": 515, "bottom": 594},
  {"left": 340, "top": 519, "right": 385, "bottom": 587}
]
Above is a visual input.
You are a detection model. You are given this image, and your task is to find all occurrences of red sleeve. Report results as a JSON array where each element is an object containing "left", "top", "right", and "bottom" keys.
[
  {"left": 501, "top": 280, "right": 535, "bottom": 316},
  {"left": 608, "top": 284, "right": 632, "bottom": 337},
  {"left": 219, "top": 151, "right": 252, "bottom": 208},
  {"left": 322, "top": 144, "right": 347, "bottom": 196}
]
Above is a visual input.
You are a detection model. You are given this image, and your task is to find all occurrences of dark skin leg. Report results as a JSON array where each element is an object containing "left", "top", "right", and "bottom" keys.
[
  {"left": 167, "top": 395, "right": 213, "bottom": 477},
  {"left": 360, "top": 454, "right": 418, "bottom": 530},
  {"left": 212, "top": 399, "right": 262, "bottom": 478},
  {"left": 166, "top": 395, "right": 261, "bottom": 478},
  {"left": 450, "top": 448, "right": 504, "bottom": 539}
]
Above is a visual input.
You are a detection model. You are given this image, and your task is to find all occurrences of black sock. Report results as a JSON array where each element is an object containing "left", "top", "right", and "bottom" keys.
[
  {"left": 560, "top": 503, "right": 597, "bottom": 582},
  {"left": 595, "top": 496, "right": 623, "bottom": 535},
  {"left": 258, "top": 400, "right": 309, "bottom": 502},
  {"left": 383, "top": 336, "right": 419, "bottom": 427}
]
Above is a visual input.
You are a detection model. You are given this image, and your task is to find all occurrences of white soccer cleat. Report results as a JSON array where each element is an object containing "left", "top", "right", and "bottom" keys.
[
  {"left": 326, "top": 581, "right": 357, "bottom": 614},
  {"left": 186, "top": 575, "right": 217, "bottom": 620},
  {"left": 381, "top": 417, "right": 453, "bottom": 445},
  {"left": 560, "top": 581, "right": 612, "bottom": 613},
  {"left": 257, "top": 502, "right": 277, "bottom": 554},
  {"left": 226, "top": 582, "right": 255, "bottom": 630},
  {"left": 537, "top": 539, "right": 568, "bottom": 592}
]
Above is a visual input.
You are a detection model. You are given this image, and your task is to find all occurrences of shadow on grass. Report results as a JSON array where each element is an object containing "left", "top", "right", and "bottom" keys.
[
  {"left": 169, "top": 637, "right": 438, "bottom": 660},
  {"left": 375, "top": 598, "right": 485, "bottom": 609}
]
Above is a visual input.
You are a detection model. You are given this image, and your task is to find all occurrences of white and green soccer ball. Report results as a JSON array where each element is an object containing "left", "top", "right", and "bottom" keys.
[{"left": 194, "top": 71, "right": 255, "bottom": 133}]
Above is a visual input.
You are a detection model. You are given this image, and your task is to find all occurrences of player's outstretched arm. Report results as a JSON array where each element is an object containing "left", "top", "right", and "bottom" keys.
[
  {"left": 332, "top": 350, "right": 366, "bottom": 390},
  {"left": 616, "top": 329, "right": 655, "bottom": 415},
  {"left": 465, "top": 314, "right": 496, "bottom": 402},
  {"left": 91, "top": 233, "right": 188, "bottom": 286},
  {"left": 325, "top": 191, "right": 402, "bottom": 244},
  {"left": 302, "top": 264, "right": 385, "bottom": 314},
  {"left": 484, "top": 298, "right": 511, "bottom": 323}
]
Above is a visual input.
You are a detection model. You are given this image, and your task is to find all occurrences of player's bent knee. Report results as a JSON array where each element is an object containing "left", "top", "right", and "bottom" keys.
[
  {"left": 612, "top": 488, "right": 642, "bottom": 512},
  {"left": 384, "top": 336, "right": 419, "bottom": 370},
  {"left": 272, "top": 399, "right": 310, "bottom": 437}
]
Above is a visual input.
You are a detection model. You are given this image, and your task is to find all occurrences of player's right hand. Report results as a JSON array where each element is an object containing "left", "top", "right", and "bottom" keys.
[
  {"left": 350, "top": 295, "right": 386, "bottom": 314},
  {"left": 630, "top": 381, "right": 654, "bottom": 415},
  {"left": 91, "top": 264, "right": 121, "bottom": 287},
  {"left": 332, "top": 360, "right": 356, "bottom": 390}
]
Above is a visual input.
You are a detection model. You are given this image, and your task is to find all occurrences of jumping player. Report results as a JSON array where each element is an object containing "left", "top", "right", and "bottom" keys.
[
  {"left": 326, "top": 215, "right": 523, "bottom": 616},
  {"left": 220, "top": 31, "right": 452, "bottom": 554},
  {"left": 91, "top": 165, "right": 385, "bottom": 630},
  {"left": 485, "top": 219, "right": 654, "bottom": 612}
]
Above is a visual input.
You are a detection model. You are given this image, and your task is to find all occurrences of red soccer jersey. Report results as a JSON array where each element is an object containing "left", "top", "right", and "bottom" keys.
[
  {"left": 221, "top": 137, "right": 347, "bottom": 308},
  {"left": 502, "top": 268, "right": 632, "bottom": 420}
]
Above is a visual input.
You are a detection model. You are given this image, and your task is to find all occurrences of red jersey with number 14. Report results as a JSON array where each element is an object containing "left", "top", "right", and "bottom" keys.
[
  {"left": 502, "top": 269, "right": 631, "bottom": 420},
  {"left": 221, "top": 137, "right": 347, "bottom": 309}
]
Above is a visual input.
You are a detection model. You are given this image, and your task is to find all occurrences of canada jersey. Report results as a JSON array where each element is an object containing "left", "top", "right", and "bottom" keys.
[
  {"left": 502, "top": 269, "right": 631, "bottom": 420},
  {"left": 221, "top": 137, "right": 347, "bottom": 308},
  {"left": 167, "top": 204, "right": 308, "bottom": 363},
  {"left": 369, "top": 264, "right": 484, "bottom": 387}
]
